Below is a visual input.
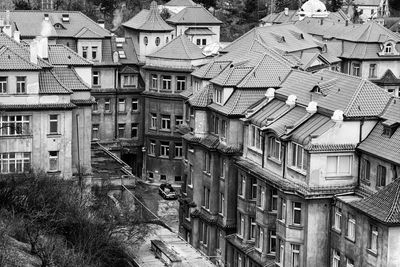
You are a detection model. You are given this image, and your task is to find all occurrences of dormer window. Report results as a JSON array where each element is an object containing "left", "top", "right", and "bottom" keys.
[
  {"left": 385, "top": 43, "right": 392, "bottom": 53},
  {"left": 214, "top": 88, "right": 223, "bottom": 104},
  {"left": 382, "top": 125, "right": 395, "bottom": 137},
  {"left": 62, "top": 14, "right": 70, "bottom": 22},
  {"left": 379, "top": 41, "right": 399, "bottom": 56},
  {"left": 312, "top": 85, "right": 321, "bottom": 93}
]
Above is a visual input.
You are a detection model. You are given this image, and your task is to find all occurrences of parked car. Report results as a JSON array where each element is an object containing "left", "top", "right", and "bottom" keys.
[{"left": 159, "top": 183, "right": 178, "bottom": 200}]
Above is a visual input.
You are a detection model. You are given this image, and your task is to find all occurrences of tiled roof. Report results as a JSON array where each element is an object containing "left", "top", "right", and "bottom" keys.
[
  {"left": 0, "top": 45, "right": 41, "bottom": 70},
  {"left": 51, "top": 67, "right": 90, "bottom": 91},
  {"left": 265, "top": 106, "right": 308, "bottom": 137},
  {"left": 373, "top": 69, "right": 400, "bottom": 85},
  {"left": 337, "top": 21, "right": 400, "bottom": 43},
  {"left": 260, "top": 10, "right": 298, "bottom": 24},
  {"left": 183, "top": 132, "right": 242, "bottom": 154},
  {"left": 350, "top": 178, "right": 400, "bottom": 224},
  {"left": 191, "top": 60, "right": 230, "bottom": 79},
  {"left": 0, "top": 33, "right": 51, "bottom": 68},
  {"left": 74, "top": 27, "right": 103, "bottom": 39},
  {"left": 357, "top": 107, "right": 400, "bottom": 165},
  {"left": 305, "top": 143, "right": 356, "bottom": 152},
  {"left": 165, "top": 0, "right": 196, "bottom": 7},
  {"left": 147, "top": 35, "right": 205, "bottom": 60},
  {"left": 340, "top": 42, "right": 400, "bottom": 59},
  {"left": 354, "top": 0, "right": 381, "bottom": 6},
  {"left": 221, "top": 24, "right": 321, "bottom": 54},
  {"left": 47, "top": 44, "right": 92, "bottom": 66},
  {"left": 122, "top": 1, "right": 173, "bottom": 32},
  {"left": 277, "top": 69, "right": 392, "bottom": 118},
  {"left": 287, "top": 113, "right": 334, "bottom": 144},
  {"left": 39, "top": 70, "right": 72, "bottom": 94},
  {"left": 249, "top": 99, "right": 288, "bottom": 127},
  {"left": 184, "top": 27, "right": 215, "bottom": 35},
  {"left": 111, "top": 37, "right": 140, "bottom": 64},
  {"left": 180, "top": 86, "right": 193, "bottom": 98},
  {"left": 188, "top": 84, "right": 213, "bottom": 107},
  {"left": 0, "top": 103, "right": 76, "bottom": 110},
  {"left": 0, "top": 11, "right": 110, "bottom": 38},
  {"left": 295, "top": 17, "right": 354, "bottom": 39},
  {"left": 167, "top": 6, "right": 222, "bottom": 24},
  {"left": 208, "top": 89, "right": 267, "bottom": 116},
  {"left": 71, "top": 99, "right": 96, "bottom": 105}
]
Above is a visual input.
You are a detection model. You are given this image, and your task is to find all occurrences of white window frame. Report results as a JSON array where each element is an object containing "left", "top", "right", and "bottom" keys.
[
  {"left": 118, "top": 98, "right": 126, "bottom": 112},
  {"left": 203, "top": 187, "right": 210, "bottom": 210},
  {"left": 118, "top": 123, "right": 125, "bottom": 138},
  {"left": 161, "top": 75, "right": 172, "bottom": 90},
  {"left": 92, "top": 71, "right": 100, "bottom": 86},
  {"left": 176, "top": 76, "right": 186, "bottom": 91},
  {"left": 346, "top": 258, "right": 354, "bottom": 267},
  {"left": 326, "top": 155, "right": 352, "bottom": 176},
  {"left": 160, "top": 142, "right": 169, "bottom": 157},
  {"left": 239, "top": 174, "right": 246, "bottom": 197},
  {"left": 280, "top": 199, "right": 287, "bottom": 222},
  {"left": 151, "top": 74, "right": 158, "bottom": 89},
  {"left": 131, "top": 123, "right": 138, "bottom": 138},
  {"left": 49, "top": 151, "right": 59, "bottom": 172},
  {"left": 219, "top": 192, "right": 225, "bottom": 215},
  {"left": 149, "top": 140, "right": 156, "bottom": 156},
  {"left": 131, "top": 99, "right": 138, "bottom": 111},
  {"left": 92, "top": 124, "right": 99, "bottom": 140},
  {"left": 347, "top": 214, "right": 356, "bottom": 241},
  {"left": 292, "top": 202, "right": 302, "bottom": 225},
  {"left": 0, "top": 115, "right": 30, "bottom": 136},
  {"left": 259, "top": 187, "right": 266, "bottom": 210},
  {"left": 269, "top": 230, "right": 276, "bottom": 254},
  {"left": 49, "top": 114, "right": 59, "bottom": 134},
  {"left": 175, "top": 115, "right": 183, "bottom": 126},
  {"left": 0, "top": 77, "right": 7, "bottom": 93},
  {"left": 174, "top": 143, "right": 182, "bottom": 158},
  {"left": 16, "top": 76, "right": 26, "bottom": 94},
  {"left": 161, "top": 115, "right": 171, "bottom": 130},
  {"left": 250, "top": 217, "right": 256, "bottom": 241},
  {"left": 291, "top": 142, "right": 307, "bottom": 172},
  {"left": 369, "top": 225, "right": 378, "bottom": 253},
  {"left": 291, "top": 244, "right": 300, "bottom": 267},
  {"left": 249, "top": 125, "right": 262, "bottom": 151},
  {"left": 104, "top": 98, "right": 111, "bottom": 112},
  {"left": 214, "top": 88, "right": 223, "bottom": 104},
  {"left": 268, "top": 136, "right": 281, "bottom": 161},
  {"left": 333, "top": 207, "right": 342, "bottom": 232},
  {"left": 332, "top": 250, "right": 340, "bottom": 267},
  {"left": 271, "top": 189, "right": 278, "bottom": 212},
  {"left": 150, "top": 114, "right": 157, "bottom": 129},
  {"left": 0, "top": 152, "right": 31, "bottom": 173}
]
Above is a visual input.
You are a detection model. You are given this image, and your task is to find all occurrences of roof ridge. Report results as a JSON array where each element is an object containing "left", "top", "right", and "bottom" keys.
[
  {"left": 385, "top": 179, "right": 400, "bottom": 222},
  {"left": 180, "top": 35, "right": 191, "bottom": 58},
  {"left": 47, "top": 70, "right": 73, "bottom": 93},
  {"left": 0, "top": 45, "right": 41, "bottom": 69},
  {"left": 237, "top": 54, "right": 266, "bottom": 87},
  {"left": 343, "top": 79, "right": 365, "bottom": 115}
]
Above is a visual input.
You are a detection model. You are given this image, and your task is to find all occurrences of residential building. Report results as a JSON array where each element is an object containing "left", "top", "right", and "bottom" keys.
[
  {"left": 158, "top": 0, "right": 197, "bottom": 16},
  {"left": 142, "top": 34, "right": 210, "bottom": 184},
  {"left": 122, "top": 1, "right": 174, "bottom": 62},
  {"left": 345, "top": 0, "right": 390, "bottom": 20},
  {"left": 331, "top": 97, "right": 400, "bottom": 267},
  {"left": 166, "top": 5, "right": 222, "bottom": 47},
  {"left": 296, "top": 19, "right": 400, "bottom": 97}
]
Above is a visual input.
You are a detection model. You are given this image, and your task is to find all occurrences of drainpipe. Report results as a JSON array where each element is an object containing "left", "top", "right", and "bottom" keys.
[
  {"left": 76, "top": 114, "right": 82, "bottom": 190},
  {"left": 114, "top": 68, "right": 119, "bottom": 140},
  {"left": 357, "top": 119, "right": 365, "bottom": 187},
  {"left": 282, "top": 142, "right": 287, "bottom": 179},
  {"left": 261, "top": 132, "right": 265, "bottom": 168}
]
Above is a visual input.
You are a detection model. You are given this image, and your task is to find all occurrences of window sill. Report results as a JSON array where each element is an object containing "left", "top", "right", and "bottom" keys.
[
  {"left": 267, "top": 157, "right": 282, "bottom": 165},
  {"left": 159, "top": 156, "right": 169, "bottom": 159},
  {"left": 104, "top": 111, "right": 112, "bottom": 115},
  {"left": 331, "top": 227, "right": 341, "bottom": 235},
  {"left": 160, "top": 129, "right": 171, "bottom": 132},
  {"left": 248, "top": 146, "right": 262, "bottom": 155},
  {"left": 118, "top": 111, "right": 127, "bottom": 115},
  {"left": 147, "top": 154, "right": 156, "bottom": 158},
  {"left": 277, "top": 219, "right": 286, "bottom": 226},
  {"left": 47, "top": 170, "right": 61, "bottom": 174},
  {"left": 131, "top": 110, "right": 140, "bottom": 113},
  {"left": 325, "top": 174, "right": 352, "bottom": 180},
  {"left": 367, "top": 249, "right": 378, "bottom": 257},
  {"left": 361, "top": 179, "right": 371, "bottom": 185},
  {"left": 47, "top": 133, "right": 61, "bottom": 137},
  {"left": 345, "top": 236, "right": 355, "bottom": 243},
  {"left": 92, "top": 85, "right": 101, "bottom": 88},
  {"left": 288, "top": 224, "right": 303, "bottom": 230},
  {"left": 187, "top": 184, "right": 193, "bottom": 189},
  {"left": 0, "top": 135, "right": 33, "bottom": 138},
  {"left": 92, "top": 111, "right": 100, "bottom": 114},
  {"left": 203, "top": 171, "right": 211, "bottom": 177},
  {"left": 174, "top": 157, "right": 183, "bottom": 160},
  {"left": 287, "top": 166, "right": 307, "bottom": 176}
]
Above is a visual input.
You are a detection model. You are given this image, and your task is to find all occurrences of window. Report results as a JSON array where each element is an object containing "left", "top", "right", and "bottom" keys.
[
  {"left": 151, "top": 74, "right": 158, "bottom": 89},
  {"left": 333, "top": 207, "right": 342, "bottom": 232},
  {"left": 214, "top": 116, "right": 219, "bottom": 134},
  {"left": 92, "top": 100, "right": 98, "bottom": 111},
  {"left": 203, "top": 187, "right": 210, "bottom": 209},
  {"left": 369, "top": 64, "right": 377, "bottom": 78},
  {"left": 256, "top": 226, "right": 264, "bottom": 250},
  {"left": 347, "top": 214, "right": 356, "bottom": 241},
  {"left": 201, "top": 223, "right": 208, "bottom": 245},
  {"left": 118, "top": 124, "right": 125, "bottom": 138},
  {"left": 92, "top": 124, "right": 99, "bottom": 140},
  {"left": 166, "top": 37, "right": 169, "bottom": 43},
  {"left": 214, "top": 88, "right": 223, "bottom": 104},
  {"left": 237, "top": 213, "right": 245, "bottom": 237},
  {"left": 175, "top": 176, "right": 181, "bottom": 182},
  {"left": 220, "top": 158, "right": 226, "bottom": 179},
  {"left": 176, "top": 76, "right": 186, "bottom": 91},
  {"left": 150, "top": 113, "right": 157, "bottom": 129},
  {"left": 155, "top": 37, "right": 160, "bottom": 46},
  {"left": 238, "top": 174, "right": 245, "bottom": 197},
  {"left": 251, "top": 177, "right": 257, "bottom": 199},
  {"left": 332, "top": 250, "right": 340, "bottom": 267},
  {"left": 82, "top": 46, "right": 88, "bottom": 58},
  {"left": 259, "top": 187, "right": 265, "bottom": 209},
  {"left": 92, "top": 71, "right": 100, "bottom": 86},
  {"left": 204, "top": 152, "right": 211, "bottom": 173},
  {"left": 352, "top": 62, "right": 360, "bottom": 76},
  {"left": 123, "top": 75, "right": 136, "bottom": 87},
  {"left": 383, "top": 125, "right": 395, "bottom": 137},
  {"left": 326, "top": 155, "right": 352, "bottom": 176},
  {"left": 162, "top": 75, "right": 171, "bottom": 90},
  {"left": 175, "top": 143, "right": 182, "bottom": 158},
  {"left": 49, "top": 114, "right": 59, "bottom": 134},
  {"left": 196, "top": 39, "right": 201, "bottom": 46},
  {"left": 0, "top": 77, "right": 7, "bottom": 93},
  {"left": 161, "top": 115, "right": 171, "bottom": 130},
  {"left": 0, "top": 115, "right": 30, "bottom": 136},
  {"left": 268, "top": 137, "right": 281, "bottom": 161},
  {"left": 384, "top": 42, "right": 393, "bottom": 53},
  {"left": 360, "top": 158, "right": 370, "bottom": 181},
  {"left": 250, "top": 217, "right": 256, "bottom": 240},
  {"left": 346, "top": 258, "right": 354, "bottom": 267},
  {"left": 291, "top": 244, "right": 300, "bottom": 267},
  {"left": 160, "top": 174, "right": 166, "bottom": 180},
  {"left": 249, "top": 125, "right": 262, "bottom": 150},
  {"left": 377, "top": 165, "right": 386, "bottom": 187},
  {"left": 292, "top": 202, "right": 301, "bottom": 225},
  {"left": 160, "top": 142, "right": 169, "bottom": 157},
  {"left": 175, "top": 116, "right": 183, "bottom": 126},
  {"left": 16, "top": 77, "right": 26, "bottom": 94},
  {"left": 143, "top": 36, "right": 148, "bottom": 45},
  {"left": 369, "top": 225, "right": 378, "bottom": 253},
  {"left": 149, "top": 140, "right": 156, "bottom": 155},
  {"left": 131, "top": 99, "right": 138, "bottom": 111},
  {"left": 104, "top": 98, "right": 111, "bottom": 112},
  {"left": 49, "top": 151, "right": 59, "bottom": 171},
  {"left": 280, "top": 199, "right": 287, "bottom": 222},
  {"left": 291, "top": 143, "right": 307, "bottom": 171},
  {"left": 188, "top": 164, "right": 193, "bottom": 187},
  {"left": 131, "top": 123, "right": 138, "bottom": 138},
  {"left": 0, "top": 152, "right": 31, "bottom": 173},
  {"left": 202, "top": 39, "right": 206, "bottom": 46},
  {"left": 118, "top": 99, "right": 126, "bottom": 112},
  {"left": 271, "top": 188, "right": 278, "bottom": 211},
  {"left": 269, "top": 230, "right": 276, "bottom": 253},
  {"left": 219, "top": 193, "right": 224, "bottom": 215},
  {"left": 92, "top": 46, "right": 98, "bottom": 60},
  {"left": 221, "top": 120, "right": 227, "bottom": 140}
]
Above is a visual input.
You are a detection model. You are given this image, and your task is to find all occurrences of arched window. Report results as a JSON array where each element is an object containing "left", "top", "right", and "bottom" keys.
[
  {"left": 155, "top": 37, "right": 160, "bottom": 46},
  {"left": 385, "top": 43, "right": 393, "bottom": 53},
  {"left": 144, "top": 36, "right": 148, "bottom": 46}
]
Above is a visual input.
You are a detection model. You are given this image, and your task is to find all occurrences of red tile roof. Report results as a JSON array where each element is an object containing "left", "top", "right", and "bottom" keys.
[
  {"left": 122, "top": 1, "right": 174, "bottom": 32},
  {"left": 350, "top": 177, "right": 400, "bottom": 224}
]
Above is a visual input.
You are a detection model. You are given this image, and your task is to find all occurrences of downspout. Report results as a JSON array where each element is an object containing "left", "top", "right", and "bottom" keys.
[
  {"left": 261, "top": 131, "right": 265, "bottom": 168},
  {"left": 357, "top": 119, "right": 365, "bottom": 187},
  {"left": 114, "top": 68, "right": 119, "bottom": 140},
  {"left": 282, "top": 142, "right": 286, "bottom": 179}
]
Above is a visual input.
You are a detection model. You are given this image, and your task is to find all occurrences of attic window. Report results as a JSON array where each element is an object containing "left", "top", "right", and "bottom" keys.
[
  {"left": 44, "top": 14, "right": 49, "bottom": 21},
  {"left": 279, "top": 36, "right": 286, "bottom": 43},
  {"left": 312, "top": 85, "right": 321, "bottom": 93},
  {"left": 382, "top": 125, "right": 395, "bottom": 137},
  {"left": 384, "top": 43, "right": 393, "bottom": 53},
  {"left": 299, "top": 33, "right": 304, "bottom": 40},
  {"left": 62, "top": 14, "right": 70, "bottom": 22},
  {"left": 118, "top": 51, "right": 126, "bottom": 59},
  {"left": 54, "top": 23, "right": 64, "bottom": 29},
  {"left": 116, "top": 43, "right": 123, "bottom": 48}
]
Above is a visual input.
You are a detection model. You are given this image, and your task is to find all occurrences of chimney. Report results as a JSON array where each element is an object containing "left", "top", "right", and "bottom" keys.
[
  {"left": 98, "top": 19, "right": 105, "bottom": 28},
  {"left": 0, "top": 18, "right": 4, "bottom": 28},
  {"left": 3, "top": 10, "right": 12, "bottom": 37},
  {"left": 306, "top": 101, "right": 318, "bottom": 114},
  {"left": 284, "top": 7, "right": 289, "bottom": 16},
  {"left": 331, "top": 110, "right": 344, "bottom": 123},
  {"left": 345, "top": 20, "right": 349, "bottom": 26},
  {"left": 113, "top": 51, "right": 119, "bottom": 63},
  {"left": 37, "top": 36, "right": 48, "bottom": 59},
  {"left": 5, "top": 10, "right": 10, "bottom": 25},
  {"left": 286, "top": 95, "right": 297, "bottom": 107},
  {"left": 265, "top": 88, "right": 275, "bottom": 102},
  {"left": 30, "top": 41, "right": 38, "bottom": 65},
  {"left": 13, "top": 30, "right": 20, "bottom": 43}
]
